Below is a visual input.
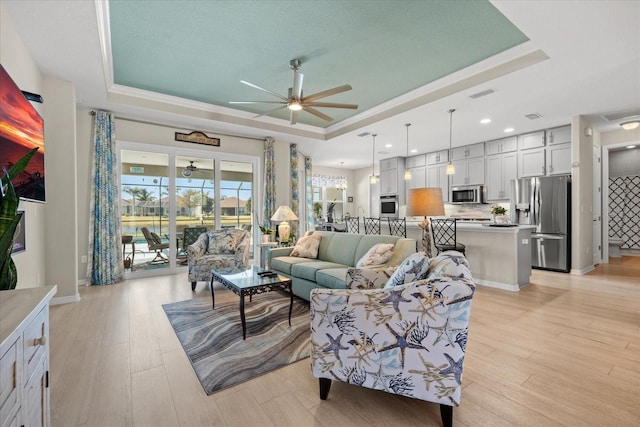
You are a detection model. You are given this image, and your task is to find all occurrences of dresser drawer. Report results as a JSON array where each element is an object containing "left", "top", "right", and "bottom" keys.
[
  {"left": 0, "top": 338, "right": 21, "bottom": 427},
  {"left": 23, "top": 308, "right": 47, "bottom": 383}
]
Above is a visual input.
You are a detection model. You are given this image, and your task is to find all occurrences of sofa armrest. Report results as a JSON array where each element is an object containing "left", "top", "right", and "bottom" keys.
[
  {"left": 267, "top": 246, "right": 294, "bottom": 267},
  {"left": 345, "top": 266, "right": 397, "bottom": 289},
  {"left": 187, "top": 233, "right": 209, "bottom": 259}
]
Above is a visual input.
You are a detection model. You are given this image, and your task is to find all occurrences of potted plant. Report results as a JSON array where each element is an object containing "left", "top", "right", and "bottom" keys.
[
  {"left": 1, "top": 148, "right": 37, "bottom": 290},
  {"left": 259, "top": 224, "right": 274, "bottom": 243},
  {"left": 490, "top": 205, "right": 508, "bottom": 223}
]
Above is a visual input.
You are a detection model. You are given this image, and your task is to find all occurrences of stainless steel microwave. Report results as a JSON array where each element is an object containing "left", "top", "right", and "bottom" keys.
[
  {"left": 380, "top": 195, "right": 399, "bottom": 217},
  {"left": 450, "top": 185, "right": 486, "bottom": 204}
]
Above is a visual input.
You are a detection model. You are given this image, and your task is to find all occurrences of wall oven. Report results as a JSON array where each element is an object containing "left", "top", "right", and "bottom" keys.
[
  {"left": 450, "top": 185, "right": 486, "bottom": 204},
  {"left": 380, "top": 195, "right": 399, "bottom": 217}
]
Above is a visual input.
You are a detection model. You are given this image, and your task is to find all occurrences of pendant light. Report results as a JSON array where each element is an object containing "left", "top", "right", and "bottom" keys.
[
  {"left": 338, "top": 162, "right": 347, "bottom": 190},
  {"left": 446, "top": 109, "right": 456, "bottom": 175},
  {"left": 370, "top": 134, "right": 377, "bottom": 184},
  {"left": 404, "top": 123, "right": 412, "bottom": 180}
]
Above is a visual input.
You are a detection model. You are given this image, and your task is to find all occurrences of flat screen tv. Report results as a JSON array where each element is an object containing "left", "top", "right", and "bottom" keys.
[{"left": 0, "top": 64, "right": 45, "bottom": 202}]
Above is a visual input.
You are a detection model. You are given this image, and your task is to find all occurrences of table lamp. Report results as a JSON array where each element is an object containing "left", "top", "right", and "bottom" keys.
[
  {"left": 406, "top": 188, "right": 445, "bottom": 257},
  {"left": 270, "top": 206, "right": 299, "bottom": 243}
]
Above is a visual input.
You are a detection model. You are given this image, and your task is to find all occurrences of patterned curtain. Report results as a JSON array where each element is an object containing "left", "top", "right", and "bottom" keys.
[
  {"left": 305, "top": 155, "right": 313, "bottom": 231},
  {"left": 87, "top": 111, "right": 124, "bottom": 285},
  {"left": 263, "top": 137, "right": 276, "bottom": 229},
  {"left": 290, "top": 144, "right": 299, "bottom": 238}
]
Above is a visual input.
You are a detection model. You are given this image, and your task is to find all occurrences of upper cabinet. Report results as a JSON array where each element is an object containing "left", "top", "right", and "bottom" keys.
[
  {"left": 405, "top": 154, "right": 426, "bottom": 169},
  {"left": 379, "top": 157, "right": 406, "bottom": 204},
  {"left": 519, "top": 148, "right": 546, "bottom": 178},
  {"left": 519, "top": 130, "right": 546, "bottom": 150},
  {"left": 547, "top": 125, "right": 571, "bottom": 146},
  {"left": 547, "top": 143, "right": 572, "bottom": 175},
  {"left": 451, "top": 157, "right": 485, "bottom": 186},
  {"left": 426, "top": 150, "right": 449, "bottom": 165},
  {"left": 451, "top": 142, "right": 485, "bottom": 161},
  {"left": 380, "top": 157, "right": 399, "bottom": 171},
  {"left": 485, "top": 136, "right": 517, "bottom": 155}
]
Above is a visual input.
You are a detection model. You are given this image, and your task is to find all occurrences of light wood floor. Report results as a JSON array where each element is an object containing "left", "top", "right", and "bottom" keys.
[{"left": 49, "top": 257, "right": 640, "bottom": 426}]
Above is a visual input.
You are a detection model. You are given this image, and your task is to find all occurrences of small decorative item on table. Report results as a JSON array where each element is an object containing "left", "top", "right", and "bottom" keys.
[{"left": 490, "top": 204, "right": 508, "bottom": 224}]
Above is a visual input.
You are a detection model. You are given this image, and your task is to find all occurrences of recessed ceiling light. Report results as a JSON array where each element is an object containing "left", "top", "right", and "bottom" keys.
[
  {"left": 480, "top": 118, "right": 491, "bottom": 124},
  {"left": 410, "top": 149, "right": 417, "bottom": 153},
  {"left": 504, "top": 127, "right": 514, "bottom": 133},
  {"left": 385, "top": 144, "right": 392, "bottom": 148},
  {"left": 621, "top": 120, "right": 640, "bottom": 130},
  {"left": 626, "top": 145, "right": 637, "bottom": 149}
]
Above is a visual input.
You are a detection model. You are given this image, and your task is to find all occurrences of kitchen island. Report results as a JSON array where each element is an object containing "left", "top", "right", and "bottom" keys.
[{"left": 406, "top": 220, "right": 534, "bottom": 291}]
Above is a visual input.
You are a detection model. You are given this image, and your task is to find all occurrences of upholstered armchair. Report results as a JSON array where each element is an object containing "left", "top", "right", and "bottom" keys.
[
  {"left": 310, "top": 251, "right": 475, "bottom": 427},
  {"left": 187, "top": 228, "right": 251, "bottom": 290}
]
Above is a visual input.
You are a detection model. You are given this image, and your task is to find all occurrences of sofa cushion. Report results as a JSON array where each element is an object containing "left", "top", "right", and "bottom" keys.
[
  {"left": 384, "top": 252, "right": 431, "bottom": 288},
  {"left": 270, "top": 256, "right": 312, "bottom": 275},
  {"left": 354, "top": 235, "right": 403, "bottom": 266},
  {"left": 290, "top": 233, "right": 322, "bottom": 258},
  {"left": 316, "top": 268, "right": 350, "bottom": 289},
  {"left": 356, "top": 243, "right": 395, "bottom": 267},
  {"left": 321, "top": 233, "right": 363, "bottom": 266},
  {"left": 291, "top": 261, "right": 348, "bottom": 282}
]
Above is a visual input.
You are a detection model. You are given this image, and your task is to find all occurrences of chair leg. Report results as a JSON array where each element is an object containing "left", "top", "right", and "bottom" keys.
[
  {"left": 439, "top": 404, "right": 453, "bottom": 427},
  {"left": 191, "top": 281, "right": 197, "bottom": 291},
  {"left": 319, "top": 378, "right": 332, "bottom": 400}
]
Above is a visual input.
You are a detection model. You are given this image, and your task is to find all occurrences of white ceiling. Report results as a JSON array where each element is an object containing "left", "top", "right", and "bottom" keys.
[{"left": 3, "top": 0, "right": 640, "bottom": 169}]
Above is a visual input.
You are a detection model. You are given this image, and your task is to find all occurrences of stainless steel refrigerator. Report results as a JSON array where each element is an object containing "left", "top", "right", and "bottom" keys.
[{"left": 510, "top": 176, "right": 571, "bottom": 272}]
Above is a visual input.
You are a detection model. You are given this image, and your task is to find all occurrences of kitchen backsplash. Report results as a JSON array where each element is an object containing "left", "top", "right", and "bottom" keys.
[{"left": 444, "top": 202, "right": 510, "bottom": 218}]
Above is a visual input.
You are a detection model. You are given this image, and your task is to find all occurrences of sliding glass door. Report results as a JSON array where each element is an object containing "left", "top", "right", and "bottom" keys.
[{"left": 119, "top": 143, "right": 258, "bottom": 276}]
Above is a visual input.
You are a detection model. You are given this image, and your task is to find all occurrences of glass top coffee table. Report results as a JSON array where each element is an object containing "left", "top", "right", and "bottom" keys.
[{"left": 210, "top": 265, "right": 293, "bottom": 340}]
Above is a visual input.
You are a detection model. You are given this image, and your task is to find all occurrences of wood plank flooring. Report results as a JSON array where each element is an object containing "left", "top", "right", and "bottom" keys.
[{"left": 49, "top": 256, "right": 640, "bottom": 426}]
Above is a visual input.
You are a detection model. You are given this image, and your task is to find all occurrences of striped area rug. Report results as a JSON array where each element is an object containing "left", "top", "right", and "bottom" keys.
[{"left": 162, "top": 292, "right": 310, "bottom": 394}]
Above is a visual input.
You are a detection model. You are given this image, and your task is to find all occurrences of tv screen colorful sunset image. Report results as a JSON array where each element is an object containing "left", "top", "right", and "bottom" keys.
[{"left": 0, "top": 64, "right": 45, "bottom": 202}]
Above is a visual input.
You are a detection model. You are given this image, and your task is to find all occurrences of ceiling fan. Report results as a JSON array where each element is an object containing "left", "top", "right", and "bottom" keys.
[
  {"left": 182, "top": 161, "right": 197, "bottom": 178},
  {"left": 230, "top": 59, "right": 358, "bottom": 125}
]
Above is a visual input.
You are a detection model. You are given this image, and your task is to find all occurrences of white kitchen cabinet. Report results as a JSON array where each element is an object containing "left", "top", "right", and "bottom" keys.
[
  {"left": 407, "top": 166, "right": 426, "bottom": 190},
  {"left": 426, "top": 150, "right": 449, "bottom": 165},
  {"left": 485, "top": 136, "right": 517, "bottom": 155},
  {"left": 547, "top": 125, "right": 571, "bottom": 145},
  {"left": 426, "top": 164, "right": 449, "bottom": 202},
  {"left": 519, "top": 147, "right": 546, "bottom": 177},
  {"left": 405, "top": 154, "right": 426, "bottom": 168},
  {"left": 547, "top": 143, "right": 572, "bottom": 175},
  {"left": 451, "top": 142, "right": 485, "bottom": 161},
  {"left": 380, "top": 157, "right": 398, "bottom": 171},
  {"left": 451, "top": 157, "right": 485, "bottom": 186},
  {"left": 379, "top": 157, "right": 406, "bottom": 204},
  {"left": 0, "top": 286, "right": 56, "bottom": 427},
  {"left": 379, "top": 169, "right": 397, "bottom": 194},
  {"left": 519, "top": 130, "right": 546, "bottom": 150},
  {"left": 486, "top": 152, "right": 518, "bottom": 200}
]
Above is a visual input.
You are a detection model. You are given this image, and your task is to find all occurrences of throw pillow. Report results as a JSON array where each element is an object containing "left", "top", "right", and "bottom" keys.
[
  {"left": 290, "top": 233, "right": 322, "bottom": 258},
  {"left": 384, "top": 251, "right": 430, "bottom": 288},
  {"left": 356, "top": 243, "right": 395, "bottom": 268}
]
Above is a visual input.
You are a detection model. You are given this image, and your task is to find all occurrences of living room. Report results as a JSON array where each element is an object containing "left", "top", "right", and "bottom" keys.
[{"left": 1, "top": 1, "right": 639, "bottom": 426}]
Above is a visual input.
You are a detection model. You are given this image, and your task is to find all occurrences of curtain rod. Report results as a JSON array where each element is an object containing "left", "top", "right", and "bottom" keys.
[{"left": 89, "top": 110, "right": 266, "bottom": 142}]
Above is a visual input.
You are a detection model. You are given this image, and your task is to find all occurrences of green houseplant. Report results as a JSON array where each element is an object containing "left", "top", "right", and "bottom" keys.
[{"left": 1, "top": 147, "right": 37, "bottom": 290}]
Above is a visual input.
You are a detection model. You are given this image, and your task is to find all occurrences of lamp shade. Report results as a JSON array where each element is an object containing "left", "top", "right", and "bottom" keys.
[
  {"left": 406, "top": 188, "right": 445, "bottom": 217},
  {"left": 270, "top": 206, "right": 299, "bottom": 222}
]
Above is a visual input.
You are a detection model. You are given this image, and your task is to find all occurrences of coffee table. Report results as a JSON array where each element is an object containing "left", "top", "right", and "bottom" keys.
[{"left": 210, "top": 265, "right": 293, "bottom": 340}]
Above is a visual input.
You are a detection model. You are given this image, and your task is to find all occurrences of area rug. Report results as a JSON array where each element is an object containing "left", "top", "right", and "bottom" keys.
[{"left": 162, "top": 293, "right": 310, "bottom": 394}]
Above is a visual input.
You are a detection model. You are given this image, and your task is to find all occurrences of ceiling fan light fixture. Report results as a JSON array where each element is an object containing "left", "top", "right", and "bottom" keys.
[
  {"left": 620, "top": 120, "right": 640, "bottom": 130},
  {"left": 288, "top": 100, "right": 303, "bottom": 111}
]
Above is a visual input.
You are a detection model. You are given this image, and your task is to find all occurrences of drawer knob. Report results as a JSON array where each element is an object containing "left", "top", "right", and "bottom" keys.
[{"left": 34, "top": 336, "right": 47, "bottom": 346}]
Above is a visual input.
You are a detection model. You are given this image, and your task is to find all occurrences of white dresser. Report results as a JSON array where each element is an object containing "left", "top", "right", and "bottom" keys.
[{"left": 0, "top": 286, "right": 56, "bottom": 427}]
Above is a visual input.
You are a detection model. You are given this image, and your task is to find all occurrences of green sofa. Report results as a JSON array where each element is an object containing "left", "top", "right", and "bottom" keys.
[{"left": 267, "top": 231, "right": 417, "bottom": 301}]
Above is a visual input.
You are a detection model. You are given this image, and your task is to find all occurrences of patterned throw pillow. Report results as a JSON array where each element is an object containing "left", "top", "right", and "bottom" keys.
[
  {"left": 290, "top": 233, "right": 322, "bottom": 258},
  {"left": 356, "top": 243, "right": 395, "bottom": 267},
  {"left": 384, "top": 251, "right": 430, "bottom": 288}
]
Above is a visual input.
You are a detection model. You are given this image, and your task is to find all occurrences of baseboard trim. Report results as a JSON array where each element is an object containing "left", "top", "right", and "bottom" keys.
[
  {"left": 570, "top": 265, "right": 595, "bottom": 275},
  {"left": 51, "top": 293, "right": 81, "bottom": 305},
  {"left": 474, "top": 278, "right": 522, "bottom": 292}
]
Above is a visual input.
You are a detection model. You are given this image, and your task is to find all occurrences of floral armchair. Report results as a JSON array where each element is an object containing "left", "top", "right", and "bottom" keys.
[
  {"left": 310, "top": 251, "right": 475, "bottom": 427},
  {"left": 187, "top": 228, "right": 251, "bottom": 291}
]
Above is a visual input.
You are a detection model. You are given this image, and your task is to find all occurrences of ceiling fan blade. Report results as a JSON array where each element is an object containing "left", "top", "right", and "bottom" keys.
[
  {"left": 303, "top": 106, "right": 333, "bottom": 122},
  {"left": 302, "top": 84, "right": 352, "bottom": 102},
  {"left": 292, "top": 71, "right": 304, "bottom": 99},
  {"left": 290, "top": 110, "right": 298, "bottom": 125},
  {"left": 240, "top": 80, "right": 288, "bottom": 101},
  {"left": 303, "top": 101, "right": 358, "bottom": 109},
  {"left": 229, "top": 101, "right": 287, "bottom": 104},
  {"left": 254, "top": 104, "right": 288, "bottom": 118}
]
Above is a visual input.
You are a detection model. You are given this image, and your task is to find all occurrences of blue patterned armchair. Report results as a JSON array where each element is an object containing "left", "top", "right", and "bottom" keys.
[
  {"left": 310, "top": 251, "right": 475, "bottom": 427},
  {"left": 187, "top": 228, "right": 251, "bottom": 290}
]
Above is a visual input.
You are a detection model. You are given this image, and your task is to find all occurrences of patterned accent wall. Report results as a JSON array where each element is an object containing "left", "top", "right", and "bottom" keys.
[{"left": 608, "top": 175, "right": 640, "bottom": 249}]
